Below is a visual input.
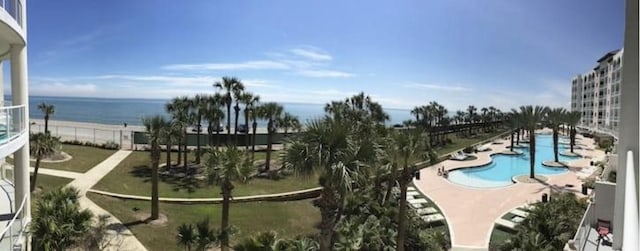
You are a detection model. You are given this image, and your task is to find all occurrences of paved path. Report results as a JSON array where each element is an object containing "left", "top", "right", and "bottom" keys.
[
  {"left": 4, "top": 165, "right": 83, "bottom": 179},
  {"left": 65, "top": 150, "right": 148, "bottom": 251},
  {"left": 413, "top": 131, "right": 605, "bottom": 250},
  {"left": 88, "top": 187, "right": 322, "bottom": 203}
]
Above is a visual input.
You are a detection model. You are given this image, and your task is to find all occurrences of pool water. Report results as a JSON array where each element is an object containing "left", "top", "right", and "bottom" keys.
[{"left": 448, "top": 134, "right": 581, "bottom": 188}]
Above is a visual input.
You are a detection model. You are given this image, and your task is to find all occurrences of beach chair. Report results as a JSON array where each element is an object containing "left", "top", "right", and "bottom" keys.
[
  {"left": 511, "top": 208, "right": 529, "bottom": 218},
  {"left": 407, "top": 191, "right": 420, "bottom": 197},
  {"left": 422, "top": 214, "right": 445, "bottom": 224},
  {"left": 416, "top": 207, "right": 438, "bottom": 215},
  {"left": 495, "top": 218, "right": 517, "bottom": 230}
]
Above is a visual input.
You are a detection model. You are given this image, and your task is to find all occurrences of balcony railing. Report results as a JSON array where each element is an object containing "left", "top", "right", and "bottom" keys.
[
  {"left": 0, "top": 192, "right": 29, "bottom": 250},
  {"left": 0, "top": 0, "right": 22, "bottom": 27},
  {"left": 0, "top": 105, "right": 26, "bottom": 146}
]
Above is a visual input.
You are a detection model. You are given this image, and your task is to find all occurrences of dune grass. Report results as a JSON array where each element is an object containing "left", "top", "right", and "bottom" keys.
[
  {"left": 92, "top": 150, "right": 318, "bottom": 198},
  {"left": 87, "top": 193, "right": 320, "bottom": 251}
]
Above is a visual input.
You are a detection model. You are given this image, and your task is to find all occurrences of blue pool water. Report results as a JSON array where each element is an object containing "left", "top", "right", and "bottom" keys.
[{"left": 448, "top": 134, "right": 581, "bottom": 188}]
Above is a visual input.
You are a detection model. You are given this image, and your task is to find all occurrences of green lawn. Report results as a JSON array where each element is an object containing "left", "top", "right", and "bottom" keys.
[
  {"left": 87, "top": 193, "right": 320, "bottom": 251},
  {"left": 433, "top": 130, "right": 508, "bottom": 157},
  {"left": 8, "top": 144, "right": 117, "bottom": 173},
  {"left": 92, "top": 151, "right": 317, "bottom": 198}
]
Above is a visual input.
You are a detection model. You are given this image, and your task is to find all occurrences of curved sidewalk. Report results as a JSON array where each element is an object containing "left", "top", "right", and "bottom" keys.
[
  {"left": 414, "top": 134, "right": 604, "bottom": 250},
  {"left": 66, "top": 150, "right": 148, "bottom": 251}
]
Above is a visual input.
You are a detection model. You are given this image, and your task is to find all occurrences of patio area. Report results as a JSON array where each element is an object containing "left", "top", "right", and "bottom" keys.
[{"left": 413, "top": 131, "right": 606, "bottom": 250}]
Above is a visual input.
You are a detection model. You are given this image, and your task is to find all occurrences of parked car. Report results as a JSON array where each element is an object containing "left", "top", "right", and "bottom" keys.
[{"left": 236, "top": 124, "right": 249, "bottom": 133}]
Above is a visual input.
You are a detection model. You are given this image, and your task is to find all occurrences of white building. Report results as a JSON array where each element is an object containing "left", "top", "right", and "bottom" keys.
[
  {"left": 571, "top": 49, "right": 623, "bottom": 137},
  {"left": 0, "top": 0, "right": 31, "bottom": 250}
]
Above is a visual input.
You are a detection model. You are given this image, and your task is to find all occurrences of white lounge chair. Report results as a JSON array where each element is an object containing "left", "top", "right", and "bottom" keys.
[
  {"left": 410, "top": 203, "right": 425, "bottom": 209},
  {"left": 422, "top": 214, "right": 445, "bottom": 223},
  {"left": 477, "top": 143, "right": 491, "bottom": 152},
  {"left": 408, "top": 198, "right": 428, "bottom": 205},
  {"left": 511, "top": 209, "right": 529, "bottom": 218},
  {"left": 407, "top": 191, "right": 420, "bottom": 197},
  {"left": 407, "top": 186, "right": 416, "bottom": 191},
  {"left": 495, "top": 218, "right": 517, "bottom": 230},
  {"left": 416, "top": 207, "right": 438, "bottom": 215}
]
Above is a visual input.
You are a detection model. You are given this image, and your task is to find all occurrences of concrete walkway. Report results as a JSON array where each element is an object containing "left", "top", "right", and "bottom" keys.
[
  {"left": 413, "top": 131, "right": 605, "bottom": 250},
  {"left": 4, "top": 165, "right": 83, "bottom": 179},
  {"left": 65, "top": 150, "right": 148, "bottom": 251},
  {"left": 88, "top": 187, "right": 322, "bottom": 203}
]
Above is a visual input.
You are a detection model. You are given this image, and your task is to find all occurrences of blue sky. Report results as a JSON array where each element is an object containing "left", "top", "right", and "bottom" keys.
[{"left": 12, "top": 0, "right": 625, "bottom": 111}]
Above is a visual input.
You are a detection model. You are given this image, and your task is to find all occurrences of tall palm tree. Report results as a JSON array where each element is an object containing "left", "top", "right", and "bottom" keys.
[
  {"left": 565, "top": 111, "right": 582, "bottom": 153},
  {"left": 38, "top": 102, "right": 55, "bottom": 134},
  {"left": 276, "top": 112, "right": 300, "bottom": 169},
  {"left": 259, "top": 102, "right": 283, "bottom": 171},
  {"left": 388, "top": 129, "right": 425, "bottom": 251},
  {"left": 519, "top": 105, "right": 548, "bottom": 179},
  {"left": 214, "top": 76, "right": 244, "bottom": 142},
  {"left": 239, "top": 92, "right": 257, "bottom": 149},
  {"left": 143, "top": 115, "right": 167, "bottom": 220},
  {"left": 206, "top": 147, "right": 252, "bottom": 251},
  {"left": 506, "top": 112, "right": 520, "bottom": 152},
  {"left": 546, "top": 107, "right": 566, "bottom": 163},
  {"left": 162, "top": 120, "right": 180, "bottom": 168},
  {"left": 30, "top": 132, "right": 60, "bottom": 192},
  {"left": 166, "top": 96, "right": 190, "bottom": 166},
  {"left": 410, "top": 106, "right": 423, "bottom": 122},
  {"left": 189, "top": 94, "right": 207, "bottom": 164},
  {"left": 467, "top": 105, "right": 477, "bottom": 135},
  {"left": 248, "top": 97, "right": 261, "bottom": 160},
  {"left": 232, "top": 87, "right": 246, "bottom": 144},
  {"left": 204, "top": 94, "right": 226, "bottom": 150}
]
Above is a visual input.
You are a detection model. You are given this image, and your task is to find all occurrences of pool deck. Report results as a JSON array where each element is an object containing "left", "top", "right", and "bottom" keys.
[{"left": 413, "top": 130, "right": 605, "bottom": 250}]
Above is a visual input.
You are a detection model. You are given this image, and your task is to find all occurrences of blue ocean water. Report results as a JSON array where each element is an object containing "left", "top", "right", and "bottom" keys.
[{"left": 8, "top": 96, "right": 412, "bottom": 127}]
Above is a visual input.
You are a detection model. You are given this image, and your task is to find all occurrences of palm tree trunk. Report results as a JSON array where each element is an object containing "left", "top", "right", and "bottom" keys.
[
  {"left": 529, "top": 131, "right": 536, "bottom": 179},
  {"left": 196, "top": 117, "right": 202, "bottom": 164},
  {"left": 44, "top": 116, "right": 49, "bottom": 134},
  {"left": 177, "top": 139, "right": 182, "bottom": 166},
  {"left": 227, "top": 103, "right": 232, "bottom": 140},
  {"left": 30, "top": 157, "right": 41, "bottom": 192},
  {"left": 318, "top": 195, "right": 337, "bottom": 251},
  {"left": 244, "top": 109, "right": 250, "bottom": 150},
  {"left": 553, "top": 129, "right": 559, "bottom": 162},
  {"left": 510, "top": 131, "right": 515, "bottom": 151},
  {"left": 151, "top": 148, "right": 160, "bottom": 220},
  {"left": 166, "top": 143, "right": 171, "bottom": 168},
  {"left": 234, "top": 105, "right": 240, "bottom": 145},
  {"left": 251, "top": 121, "right": 258, "bottom": 161},
  {"left": 397, "top": 174, "right": 409, "bottom": 251},
  {"left": 516, "top": 129, "right": 520, "bottom": 145},
  {"left": 216, "top": 119, "right": 221, "bottom": 150},
  {"left": 265, "top": 120, "right": 273, "bottom": 171},
  {"left": 570, "top": 127, "right": 575, "bottom": 153},
  {"left": 183, "top": 129, "right": 188, "bottom": 169},
  {"left": 221, "top": 187, "right": 231, "bottom": 251},
  {"left": 207, "top": 121, "right": 213, "bottom": 146}
]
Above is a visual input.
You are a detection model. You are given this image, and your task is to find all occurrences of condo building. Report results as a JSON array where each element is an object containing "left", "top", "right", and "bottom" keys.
[
  {"left": 571, "top": 49, "right": 623, "bottom": 137},
  {"left": 0, "top": 0, "right": 31, "bottom": 250}
]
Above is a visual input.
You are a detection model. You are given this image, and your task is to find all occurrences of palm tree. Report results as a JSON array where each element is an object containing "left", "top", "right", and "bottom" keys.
[
  {"left": 519, "top": 105, "right": 548, "bottom": 179},
  {"left": 248, "top": 97, "right": 261, "bottom": 160},
  {"left": 467, "top": 105, "right": 477, "bottom": 135},
  {"left": 388, "top": 129, "right": 425, "bottom": 251},
  {"left": 259, "top": 102, "right": 283, "bottom": 171},
  {"left": 166, "top": 96, "right": 190, "bottom": 166},
  {"left": 565, "top": 111, "right": 582, "bottom": 153},
  {"left": 30, "top": 187, "right": 93, "bottom": 250},
  {"left": 189, "top": 94, "right": 207, "bottom": 164},
  {"left": 410, "top": 106, "right": 423, "bottom": 122},
  {"left": 204, "top": 94, "right": 225, "bottom": 150},
  {"left": 506, "top": 112, "right": 520, "bottom": 152},
  {"left": 206, "top": 147, "right": 252, "bottom": 251},
  {"left": 239, "top": 92, "right": 258, "bottom": 149},
  {"left": 143, "top": 115, "right": 167, "bottom": 220},
  {"left": 37, "top": 102, "right": 55, "bottom": 134},
  {"left": 177, "top": 223, "right": 197, "bottom": 251},
  {"left": 546, "top": 108, "right": 566, "bottom": 163},
  {"left": 194, "top": 218, "right": 218, "bottom": 251},
  {"left": 214, "top": 76, "right": 244, "bottom": 141},
  {"left": 30, "top": 132, "right": 60, "bottom": 192},
  {"left": 162, "top": 120, "right": 181, "bottom": 168},
  {"left": 277, "top": 112, "right": 301, "bottom": 169},
  {"left": 232, "top": 86, "right": 246, "bottom": 144}
]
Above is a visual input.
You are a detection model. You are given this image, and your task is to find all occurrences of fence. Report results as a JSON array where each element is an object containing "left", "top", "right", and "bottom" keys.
[{"left": 30, "top": 124, "right": 130, "bottom": 148}]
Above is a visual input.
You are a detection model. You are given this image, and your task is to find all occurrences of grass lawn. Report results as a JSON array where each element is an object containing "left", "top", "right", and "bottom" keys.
[
  {"left": 30, "top": 174, "right": 75, "bottom": 206},
  {"left": 87, "top": 193, "right": 320, "bottom": 251},
  {"left": 92, "top": 150, "right": 317, "bottom": 198},
  {"left": 434, "top": 130, "right": 508, "bottom": 157},
  {"left": 8, "top": 144, "right": 117, "bottom": 173}
]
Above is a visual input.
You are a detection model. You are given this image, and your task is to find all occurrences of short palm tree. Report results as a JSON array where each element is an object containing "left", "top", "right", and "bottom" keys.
[
  {"left": 176, "top": 218, "right": 218, "bottom": 251},
  {"left": 239, "top": 92, "right": 258, "bottom": 149},
  {"left": 259, "top": 102, "right": 283, "bottom": 171},
  {"left": 546, "top": 107, "right": 566, "bottom": 163},
  {"left": 565, "top": 111, "right": 582, "bottom": 153},
  {"left": 206, "top": 147, "right": 252, "bottom": 251},
  {"left": 519, "top": 105, "right": 548, "bottom": 178},
  {"left": 176, "top": 223, "right": 196, "bottom": 251},
  {"left": 143, "top": 115, "right": 167, "bottom": 220},
  {"left": 38, "top": 102, "right": 55, "bottom": 134},
  {"left": 214, "top": 76, "right": 244, "bottom": 138},
  {"left": 30, "top": 132, "right": 60, "bottom": 192},
  {"left": 30, "top": 186, "right": 93, "bottom": 250}
]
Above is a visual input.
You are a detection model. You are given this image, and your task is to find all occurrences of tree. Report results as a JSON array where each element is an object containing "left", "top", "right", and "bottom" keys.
[
  {"left": 214, "top": 76, "right": 244, "bottom": 140},
  {"left": 387, "top": 129, "right": 426, "bottom": 251},
  {"left": 466, "top": 105, "right": 477, "bottom": 135},
  {"left": 176, "top": 218, "right": 219, "bottom": 251},
  {"left": 38, "top": 102, "right": 55, "bottom": 134},
  {"left": 30, "top": 187, "right": 93, "bottom": 250},
  {"left": 204, "top": 94, "right": 225, "bottom": 150},
  {"left": 176, "top": 223, "right": 196, "bottom": 251},
  {"left": 232, "top": 86, "right": 246, "bottom": 144},
  {"left": 189, "top": 94, "right": 207, "bottom": 164},
  {"left": 506, "top": 112, "right": 520, "bottom": 152},
  {"left": 166, "top": 96, "right": 191, "bottom": 166},
  {"left": 518, "top": 105, "right": 548, "bottom": 178},
  {"left": 206, "top": 147, "right": 252, "bottom": 251},
  {"left": 259, "top": 102, "right": 283, "bottom": 171},
  {"left": 162, "top": 120, "right": 181, "bottom": 168},
  {"left": 239, "top": 92, "right": 258, "bottom": 150},
  {"left": 546, "top": 107, "right": 566, "bottom": 163},
  {"left": 143, "top": 115, "right": 167, "bottom": 220},
  {"left": 30, "top": 132, "right": 60, "bottom": 192},
  {"left": 248, "top": 97, "right": 261, "bottom": 160},
  {"left": 565, "top": 111, "right": 582, "bottom": 153}
]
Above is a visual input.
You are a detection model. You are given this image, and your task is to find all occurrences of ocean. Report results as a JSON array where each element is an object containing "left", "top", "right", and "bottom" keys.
[{"left": 9, "top": 96, "right": 413, "bottom": 127}]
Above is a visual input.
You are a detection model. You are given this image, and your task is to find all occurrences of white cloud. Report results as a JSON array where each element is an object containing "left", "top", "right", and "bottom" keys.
[
  {"left": 404, "top": 82, "right": 472, "bottom": 92},
  {"left": 289, "top": 48, "right": 333, "bottom": 61},
  {"left": 297, "top": 70, "right": 355, "bottom": 78},
  {"left": 30, "top": 83, "right": 98, "bottom": 97},
  {"left": 162, "top": 60, "right": 290, "bottom": 71}
]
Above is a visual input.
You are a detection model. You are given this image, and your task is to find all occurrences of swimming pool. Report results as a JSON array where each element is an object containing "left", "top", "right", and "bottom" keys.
[{"left": 448, "top": 134, "right": 581, "bottom": 188}]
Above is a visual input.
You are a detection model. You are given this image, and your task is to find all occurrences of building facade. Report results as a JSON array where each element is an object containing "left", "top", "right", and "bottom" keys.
[
  {"left": 0, "top": 0, "right": 31, "bottom": 250},
  {"left": 571, "top": 49, "right": 623, "bottom": 137}
]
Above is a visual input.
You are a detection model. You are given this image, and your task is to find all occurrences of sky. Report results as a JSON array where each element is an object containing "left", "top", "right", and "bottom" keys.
[{"left": 6, "top": 0, "right": 625, "bottom": 111}]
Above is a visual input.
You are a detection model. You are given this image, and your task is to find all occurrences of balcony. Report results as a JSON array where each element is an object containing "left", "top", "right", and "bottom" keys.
[
  {"left": 570, "top": 182, "right": 616, "bottom": 251},
  {"left": 0, "top": 105, "right": 27, "bottom": 159},
  {"left": 0, "top": 0, "right": 22, "bottom": 27}
]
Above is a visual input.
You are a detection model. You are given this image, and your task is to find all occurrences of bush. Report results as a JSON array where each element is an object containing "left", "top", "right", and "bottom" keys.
[
  {"left": 596, "top": 136, "right": 613, "bottom": 150},
  {"left": 463, "top": 146, "right": 474, "bottom": 154},
  {"left": 101, "top": 141, "right": 120, "bottom": 150},
  {"left": 584, "top": 178, "right": 596, "bottom": 189},
  {"left": 62, "top": 140, "right": 120, "bottom": 150}
]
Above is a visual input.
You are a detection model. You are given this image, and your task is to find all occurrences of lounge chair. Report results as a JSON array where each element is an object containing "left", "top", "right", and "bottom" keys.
[
  {"left": 477, "top": 143, "right": 492, "bottom": 152},
  {"left": 408, "top": 198, "right": 429, "bottom": 204},
  {"left": 495, "top": 218, "right": 517, "bottom": 230},
  {"left": 416, "top": 207, "right": 438, "bottom": 215},
  {"left": 410, "top": 203, "right": 425, "bottom": 209},
  {"left": 407, "top": 186, "right": 416, "bottom": 191},
  {"left": 407, "top": 191, "right": 420, "bottom": 197},
  {"left": 450, "top": 151, "right": 469, "bottom": 160},
  {"left": 511, "top": 209, "right": 529, "bottom": 218},
  {"left": 422, "top": 214, "right": 445, "bottom": 223}
]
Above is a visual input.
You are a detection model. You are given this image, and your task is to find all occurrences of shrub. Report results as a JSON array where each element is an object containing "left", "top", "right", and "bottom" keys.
[
  {"left": 584, "top": 178, "right": 596, "bottom": 189},
  {"left": 101, "top": 141, "right": 120, "bottom": 150},
  {"left": 463, "top": 146, "right": 474, "bottom": 154}
]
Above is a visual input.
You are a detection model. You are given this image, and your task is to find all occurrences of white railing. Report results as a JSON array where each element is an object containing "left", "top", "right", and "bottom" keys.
[
  {"left": 572, "top": 202, "right": 595, "bottom": 250},
  {"left": 622, "top": 150, "right": 638, "bottom": 250},
  {"left": 0, "top": 105, "right": 26, "bottom": 146},
  {"left": 0, "top": 192, "right": 29, "bottom": 250}
]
